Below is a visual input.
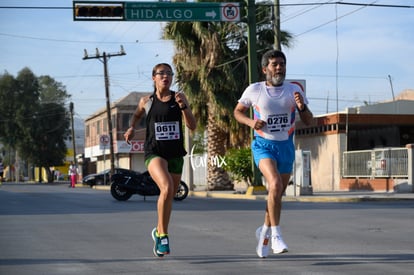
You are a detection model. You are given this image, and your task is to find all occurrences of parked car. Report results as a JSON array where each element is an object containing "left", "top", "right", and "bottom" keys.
[{"left": 82, "top": 168, "right": 131, "bottom": 186}]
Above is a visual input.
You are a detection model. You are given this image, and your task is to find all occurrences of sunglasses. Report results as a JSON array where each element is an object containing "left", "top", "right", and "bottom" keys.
[{"left": 154, "top": 71, "right": 174, "bottom": 76}]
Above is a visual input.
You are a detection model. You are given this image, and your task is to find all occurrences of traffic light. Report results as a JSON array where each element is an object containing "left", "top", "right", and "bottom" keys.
[{"left": 74, "top": 2, "right": 124, "bottom": 20}]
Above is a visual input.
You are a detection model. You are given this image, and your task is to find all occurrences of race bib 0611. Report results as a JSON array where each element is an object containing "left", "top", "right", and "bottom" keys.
[{"left": 154, "top": 121, "right": 180, "bottom": 140}]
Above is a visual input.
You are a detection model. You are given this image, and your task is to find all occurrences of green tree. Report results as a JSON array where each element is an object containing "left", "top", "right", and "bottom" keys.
[
  {"left": 163, "top": 0, "right": 292, "bottom": 190},
  {"left": 0, "top": 72, "right": 19, "bottom": 148},
  {"left": 0, "top": 72, "right": 20, "bottom": 177},
  {"left": 0, "top": 68, "right": 71, "bottom": 182},
  {"left": 18, "top": 102, "right": 69, "bottom": 182},
  {"left": 38, "top": 75, "right": 70, "bottom": 104},
  {"left": 14, "top": 68, "right": 41, "bottom": 144}
]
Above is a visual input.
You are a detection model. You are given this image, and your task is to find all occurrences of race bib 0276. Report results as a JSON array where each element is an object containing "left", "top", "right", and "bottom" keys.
[{"left": 267, "top": 113, "right": 291, "bottom": 132}]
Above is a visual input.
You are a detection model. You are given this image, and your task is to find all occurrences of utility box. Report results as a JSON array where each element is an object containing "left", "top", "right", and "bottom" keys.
[{"left": 286, "top": 150, "right": 313, "bottom": 196}]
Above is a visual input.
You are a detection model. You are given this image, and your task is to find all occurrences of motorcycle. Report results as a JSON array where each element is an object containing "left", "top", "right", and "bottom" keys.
[{"left": 110, "top": 169, "right": 189, "bottom": 201}]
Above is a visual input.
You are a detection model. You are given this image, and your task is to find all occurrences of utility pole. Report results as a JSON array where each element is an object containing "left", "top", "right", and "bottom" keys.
[
  {"left": 272, "top": 0, "right": 281, "bottom": 50},
  {"left": 69, "top": 102, "right": 77, "bottom": 166},
  {"left": 388, "top": 75, "right": 395, "bottom": 101},
  {"left": 83, "top": 46, "right": 126, "bottom": 175}
]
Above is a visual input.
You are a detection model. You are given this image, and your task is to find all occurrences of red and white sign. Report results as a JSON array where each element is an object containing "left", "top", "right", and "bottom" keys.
[
  {"left": 288, "top": 79, "right": 306, "bottom": 93},
  {"left": 130, "top": 141, "right": 145, "bottom": 152},
  {"left": 99, "top": 134, "right": 110, "bottom": 149},
  {"left": 221, "top": 3, "right": 239, "bottom": 22},
  {"left": 116, "top": 140, "right": 145, "bottom": 153}
]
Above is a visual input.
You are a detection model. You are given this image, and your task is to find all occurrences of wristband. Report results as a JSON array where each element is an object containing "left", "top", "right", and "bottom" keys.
[
  {"left": 298, "top": 105, "right": 307, "bottom": 113},
  {"left": 179, "top": 104, "right": 187, "bottom": 110}
]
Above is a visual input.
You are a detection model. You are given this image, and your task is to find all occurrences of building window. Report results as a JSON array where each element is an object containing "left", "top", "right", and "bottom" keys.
[
  {"left": 112, "top": 114, "right": 116, "bottom": 130},
  {"left": 122, "top": 113, "right": 130, "bottom": 130},
  {"left": 103, "top": 118, "right": 107, "bottom": 132},
  {"left": 96, "top": 121, "right": 101, "bottom": 135}
]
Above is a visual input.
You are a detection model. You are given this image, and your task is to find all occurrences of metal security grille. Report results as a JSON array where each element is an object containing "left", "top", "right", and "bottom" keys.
[{"left": 343, "top": 148, "right": 409, "bottom": 178}]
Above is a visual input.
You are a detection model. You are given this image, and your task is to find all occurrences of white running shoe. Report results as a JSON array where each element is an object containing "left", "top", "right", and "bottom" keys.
[
  {"left": 271, "top": 235, "right": 288, "bottom": 254},
  {"left": 255, "top": 226, "right": 270, "bottom": 258}
]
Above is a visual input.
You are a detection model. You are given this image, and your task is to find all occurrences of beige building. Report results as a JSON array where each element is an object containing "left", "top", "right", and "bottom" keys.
[
  {"left": 84, "top": 92, "right": 150, "bottom": 174},
  {"left": 295, "top": 89, "right": 414, "bottom": 192}
]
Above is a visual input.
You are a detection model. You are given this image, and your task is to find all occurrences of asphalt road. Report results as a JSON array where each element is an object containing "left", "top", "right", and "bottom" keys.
[{"left": 0, "top": 183, "right": 413, "bottom": 275}]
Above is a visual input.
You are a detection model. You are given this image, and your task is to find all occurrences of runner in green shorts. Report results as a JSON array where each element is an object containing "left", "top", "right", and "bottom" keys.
[{"left": 124, "top": 63, "right": 196, "bottom": 257}]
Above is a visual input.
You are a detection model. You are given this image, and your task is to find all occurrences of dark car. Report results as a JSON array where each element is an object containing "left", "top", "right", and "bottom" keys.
[{"left": 82, "top": 168, "right": 131, "bottom": 186}]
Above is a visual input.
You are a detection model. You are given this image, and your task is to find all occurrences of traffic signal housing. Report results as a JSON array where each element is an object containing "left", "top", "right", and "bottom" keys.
[{"left": 74, "top": 1, "right": 124, "bottom": 20}]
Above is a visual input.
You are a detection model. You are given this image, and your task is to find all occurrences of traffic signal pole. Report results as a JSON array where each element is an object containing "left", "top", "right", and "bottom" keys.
[
  {"left": 246, "top": 0, "right": 258, "bottom": 84},
  {"left": 83, "top": 47, "right": 126, "bottom": 175},
  {"left": 246, "top": 0, "right": 262, "bottom": 186},
  {"left": 272, "top": 0, "right": 281, "bottom": 50}
]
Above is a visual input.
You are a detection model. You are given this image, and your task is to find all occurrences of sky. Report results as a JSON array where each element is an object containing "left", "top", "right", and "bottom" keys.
[{"left": 1, "top": 0, "right": 413, "bottom": 120}]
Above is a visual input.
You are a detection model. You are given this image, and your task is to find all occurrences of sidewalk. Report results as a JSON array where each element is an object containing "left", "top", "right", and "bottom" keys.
[
  {"left": 3, "top": 181, "right": 413, "bottom": 202},
  {"left": 189, "top": 185, "right": 414, "bottom": 202},
  {"left": 89, "top": 181, "right": 414, "bottom": 202},
  {"left": 92, "top": 183, "right": 414, "bottom": 202}
]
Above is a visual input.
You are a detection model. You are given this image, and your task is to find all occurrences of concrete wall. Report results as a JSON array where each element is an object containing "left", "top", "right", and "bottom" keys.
[{"left": 296, "top": 133, "right": 345, "bottom": 192}]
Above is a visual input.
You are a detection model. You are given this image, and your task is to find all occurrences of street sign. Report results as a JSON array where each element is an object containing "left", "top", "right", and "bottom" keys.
[
  {"left": 74, "top": 1, "right": 240, "bottom": 22},
  {"left": 125, "top": 2, "right": 240, "bottom": 22},
  {"left": 99, "top": 134, "right": 110, "bottom": 149},
  {"left": 287, "top": 79, "right": 306, "bottom": 93}
]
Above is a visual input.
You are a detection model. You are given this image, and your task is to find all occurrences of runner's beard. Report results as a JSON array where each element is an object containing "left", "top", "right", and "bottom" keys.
[{"left": 268, "top": 74, "right": 285, "bottom": 86}]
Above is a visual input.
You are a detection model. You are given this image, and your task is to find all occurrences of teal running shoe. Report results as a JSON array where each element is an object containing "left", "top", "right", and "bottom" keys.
[
  {"left": 151, "top": 227, "right": 164, "bottom": 257},
  {"left": 157, "top": 235, "right": 170, "bottom": 255}
]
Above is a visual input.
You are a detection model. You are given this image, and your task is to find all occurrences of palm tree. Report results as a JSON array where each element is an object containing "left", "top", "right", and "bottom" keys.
[{"left": 163, "top": 0, "right": 292, "bottom": 190}]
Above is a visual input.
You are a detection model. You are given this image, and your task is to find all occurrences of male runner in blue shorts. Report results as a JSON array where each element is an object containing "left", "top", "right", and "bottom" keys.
[{"left": 234, "top": 50, "right": 313, "bottom": 258}]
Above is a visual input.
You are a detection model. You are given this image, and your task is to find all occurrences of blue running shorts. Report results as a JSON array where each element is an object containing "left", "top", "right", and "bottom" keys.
[{"left": 251, "top": 136, "right": 295, "bottom": 174}]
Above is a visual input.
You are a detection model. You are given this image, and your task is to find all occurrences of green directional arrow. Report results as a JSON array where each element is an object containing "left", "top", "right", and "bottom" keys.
[{"left": 205, "top": 10, "right": 217, "bottom": 19}]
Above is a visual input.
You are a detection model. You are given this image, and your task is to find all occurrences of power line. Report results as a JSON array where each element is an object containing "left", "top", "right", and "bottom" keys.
[
  {"left": 283, "top": 0, "right": 337, "bottom": 23},
  {"left": 288, "top": 73, "right": 386, "bottom": 80},
  {"left": 0, "top": 6, "right": 71, "bottom": 10},
  {"left": 291, "top": 1, "right": 376, "bottom": 37},
  {"left": 275, "top": 1, "right": 413, "bottom": 8},
  {"left": 331, "top": 1, "right": 413, "bottom": 8},
  {"left": 1, "top": 1, "right": 410, "bottom": 46},
  {"left": 0, "top": 32, "right": 162, "bottom": 45},
  {"left": 1, "top": 2, "right": 413, "bottom": 9}
]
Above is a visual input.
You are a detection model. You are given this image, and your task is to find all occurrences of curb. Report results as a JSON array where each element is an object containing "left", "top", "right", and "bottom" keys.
[
  {"left": 89, "top": 184, "right": 414, "bottom": 203},
  {"left": 190, "top": 191, "right": 267, "bottom": 201},
  {"left": 93, "top": 185, "right": 111, "bottom": 191},
  {"left": 190, "top": 191, "right": 414, "bottom": 203}
]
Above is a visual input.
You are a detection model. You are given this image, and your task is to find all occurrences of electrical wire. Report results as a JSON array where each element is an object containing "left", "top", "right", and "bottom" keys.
[
  {"left": 1, "top": 2, "right": 412, "bottom": 9},
  {"left": 1, "top": 1, "right": 411, "bottom": 102}
]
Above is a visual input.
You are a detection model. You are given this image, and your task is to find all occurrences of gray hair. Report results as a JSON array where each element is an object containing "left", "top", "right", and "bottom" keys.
[{"left": 261, "top": 50, "right": 287, "bottom": 68}]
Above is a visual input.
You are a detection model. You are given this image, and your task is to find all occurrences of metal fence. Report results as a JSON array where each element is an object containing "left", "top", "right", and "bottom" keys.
[
  {"left": 183, "top": 153, "right": 207, "bottom": 188},
  {"left": 343, "top": 148, "right": 409, "bottom": 178}
]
